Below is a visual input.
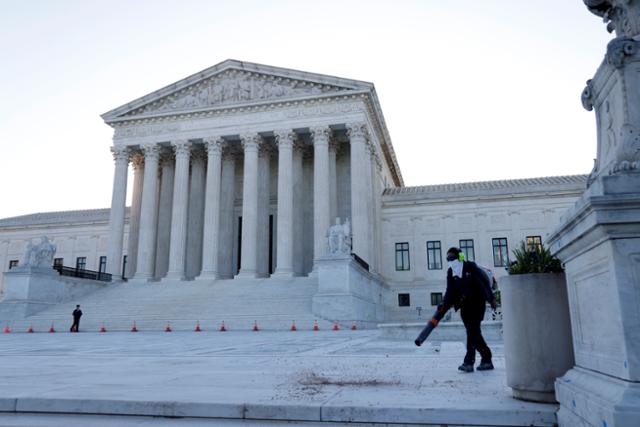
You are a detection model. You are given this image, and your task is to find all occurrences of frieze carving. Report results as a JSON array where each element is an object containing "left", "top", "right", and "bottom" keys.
[
  {"left": 124, "top": 70, "right": 350, "bottom": 118},
  {"left": 584, "top": 0, "right": 640, "bottom": 36},
  {"left": 606, "top": 37, "right": 640, "bottom": 68},
  {"left": 114, "top": 122, "right": 181, "bottom": 139}
]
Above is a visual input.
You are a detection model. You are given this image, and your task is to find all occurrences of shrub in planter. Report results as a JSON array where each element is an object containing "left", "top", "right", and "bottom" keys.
[{"left": 501, "top": 241, "right": 574, "bottom": 403}]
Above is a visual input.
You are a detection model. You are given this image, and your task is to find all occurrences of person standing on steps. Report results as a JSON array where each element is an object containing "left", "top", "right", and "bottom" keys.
[
  {"left": 70, "top": 304, "right": 82, "bottom": 332},
  {"left": 440, "top": 247, "right": 497, "bottom": 373}
]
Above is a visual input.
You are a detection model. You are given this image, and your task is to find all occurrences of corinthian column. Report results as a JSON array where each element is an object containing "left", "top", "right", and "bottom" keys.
[
  {"left": 106, "top": 146, "right": 129, "bottom": 278},
  {"left": 272, "top": 130, "right": 295, "bottom": 277},
  {"left": 198, "top": 137, "right": 224, "bottom": 280},
  {"left": 312, "top": 126, "right": 331, "bottom": 267},
  {"left": 237, "top": 134, "right": 261, "bottom": 278},
  {"left": 347, "top": 123, "right": 371, "bottom": 265},
  {"left": 132, "top": 143, "right": 161, "bottom": 280},
  {"left": 126, "top": 152, "right": 144, "bottom": 278},
  {"left": 329, "top": 138, "right": 339, "bottom": 224},
  {"left": 164, "top": 140, "right": 192, "bottom": 281}
]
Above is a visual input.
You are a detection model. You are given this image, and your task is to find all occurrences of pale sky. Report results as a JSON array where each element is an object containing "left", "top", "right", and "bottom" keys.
[{"left": 0, "top": 0, "right": 612, "bottom": 220}]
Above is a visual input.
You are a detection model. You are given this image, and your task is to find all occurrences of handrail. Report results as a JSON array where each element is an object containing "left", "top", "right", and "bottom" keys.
[{"left": 53, "top": 265, "right": 112, "bottom": 282}]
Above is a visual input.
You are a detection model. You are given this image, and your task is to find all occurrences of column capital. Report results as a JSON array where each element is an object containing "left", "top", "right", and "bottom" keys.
[
  {"left": 241, "top": 134, "right": 262, "bottom": 151},
  {"left": 274, "top": 130, "right": 296, "bottom": 148},
  {"left": 259, "top": 143, "right": 276, "bottom": 158},
  {"left": 159, "top": 148, "right": 174, "bottom": 166},
  {"left": 310, "top": 126, "right": 331, "bottom": 145},
  {"left": 172, "top": 140, "right": 192, "bottom": 157},
  {"left": 130, "top": 151, "right": 145, "bottom": 170},
  {"left": 346, "top": 122, "right": 368, "bottom": 140},
  {"left": 204, "top": 137, "right": 224, "bottom": 155},
  {"left": 110, "top": 146, "right": 130, "bottom": 163},
  {"left": 141, "top": 143, "right": 161, "bottom": 160}
]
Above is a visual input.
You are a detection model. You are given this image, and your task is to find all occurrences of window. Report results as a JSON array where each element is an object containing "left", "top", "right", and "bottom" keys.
[
  {"left": 76, "top": 257, "right": 87, "bottom": 270},
  {"left": 431, "top": 292, "right": 443, "bottom": 306},
  {"left": 459, "top": 239, "right": 475, "bottom": 261},
  {"left": 492, "top": 238, "right": 509, "bottom": 267},
  {"left": 398, "top": 293, "right": 410, "bottom": 307},
  {"left": 526, "top": 236, "right": 542, "bottom": 252},
  {"left": 98, "top": 256, "right": 107, "bottom": 273},
  {"left": 395, "top": 243, "right": 410, "bottom": 271},
  {"left": 53, "top": 258, "right": 63, "bottom": 268},
  {"left": 426, "top": 241, "right": 442, "bottom": 270},
  {"left": 8, "top": 260, "right": 18, "bottom": 269}
]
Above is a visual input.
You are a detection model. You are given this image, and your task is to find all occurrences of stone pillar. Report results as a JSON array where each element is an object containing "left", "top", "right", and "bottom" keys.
[
  {"left": 293, "top": 143, "right": 306, "bottom": 275},
  {"left": 237, "top": 134, "right": 261, "bottom": 278},
  {"left": 154, "top": 150, "right": 174, "bottom": 279},
  {"left": 106, "top": 146, "right": 129, "bottom": 277},
  {"left": 219, "top": 148, "right": 237, "bottom": 279},
  {"left": 198, "top": 137, "right": 224, "bottom": 280},
  {"left": 347, "top": 122, "right": 371, "bottom": 266},
  {"left": 548, "top": 32, "right": 640, "bottom": 427},
  {"left": 329, "top": 138, "right": 339, "bottom": 224},
  {"left": 185, "top": 147, "right": 206, "bottom": 279},
  {"left": 164, "top": 140, "right": 192, "bottom": 281},
  {"left": 132, "top": 143, "right": 161, "bottom": 280},
  {"left": 312, "top": 126, "right": 331, "bottom": 269},
  {"left": 273, "top": 130, "right": 295, "bottom": 277},
  {"left": 126, "top": 152, "right": 144, "bottom": 278},
  {"left": 257, "top": 143, "right": 273, "bottom": 277}
]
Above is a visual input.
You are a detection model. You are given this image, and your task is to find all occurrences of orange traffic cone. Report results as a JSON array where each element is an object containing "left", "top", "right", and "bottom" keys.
[
  {"left": 313, "top": 320, "right": 319, "bottom": 331},
  {"left": 165, "top": 323, "right": 172, "bottom": 332},
  {"left": 252, "top": 321, "right": 259, "bottom": 332},
  {"left": 49, "top": 322, "right": 56, "bottom": 333},
  {"left": 219, "top": 321, "right": 226, "bottom": 332},
  {"left": 3, "top": 325, "right": 11, "bottom": 334},
  {"left": 100, "top": 324, "right": 107, "bottom": 333},
  {"left": 27, "top": 325, "right": 34, "bottom": 333},
  {"left": 194, "top": 321, "right": 202, "bottom": 332},
  {"left": 351, "top": 322, "right": 358, "bottom": 331},
  {"left": 131, "top": 321, "right": 138, "bottom": 332},
  {"left": 332, "top": 322, "right": 340, "bottom": 331},
  {"left": 290, "top": 321, "right": 297, "bottom": 331}
]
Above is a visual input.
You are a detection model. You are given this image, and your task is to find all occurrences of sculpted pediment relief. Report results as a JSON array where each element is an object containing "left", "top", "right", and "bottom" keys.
[{"left": 121, "top": 69, "right": 356, "bottom": 118}]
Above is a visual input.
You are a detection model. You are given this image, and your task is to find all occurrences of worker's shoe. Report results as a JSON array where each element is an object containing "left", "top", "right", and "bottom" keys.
[
  {"left": 477, "top": 361, "right": 494, "bottom": 371},
  {"left": 458, "top": 363, "right": 474, "bottom": 373},
  {"left": 414, "top": 339, "right": 422, "bottom": 347}
]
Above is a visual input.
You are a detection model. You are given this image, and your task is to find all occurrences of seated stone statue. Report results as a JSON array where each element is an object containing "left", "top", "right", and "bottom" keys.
[
  {"left": 22, "top": 236, "right": 57, "bottom": 268},
  {"left": 326, "top": 218, "right": 352, "bottom": 256}
]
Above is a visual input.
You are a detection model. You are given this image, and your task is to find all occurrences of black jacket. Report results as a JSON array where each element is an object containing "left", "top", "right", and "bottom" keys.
[
  {"left": 72, "top": 309, "right": 82, "bottom": 320},
  {"left": 442, "top": 261, "right": 494, "bottom": 312}
]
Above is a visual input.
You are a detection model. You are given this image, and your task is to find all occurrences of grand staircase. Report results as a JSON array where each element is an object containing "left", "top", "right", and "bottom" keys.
[{"left": 1, "top": 276, "right": 341, "bottom": 332}]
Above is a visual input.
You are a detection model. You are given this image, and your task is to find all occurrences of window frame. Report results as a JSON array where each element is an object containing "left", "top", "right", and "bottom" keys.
[
  {"left": 395, "top": 242, "right": 410, "bottom": 271},
  {"left": 426, "top": 240, "right": 442, "bottom": 270},
  {"left": 98, "top": 256, "right": 107, "bottom": 274},
  {"left": 492, "top": 237, "right": 509, "bottom": 267},
  {"left": 431, "top": 292, "right": 443, "bottom": 306},
  {"left": 526, "top": 235, "right": 543, "bottom": 252},
  {"left": 8, "top": 260, "right": 18, "bottom": 270},
  {"left": 459, "top": 239, "right": 475, "bottom": 262},
  {"left": 398, "top": 293, "right": 411, "bottom": 307},
  {"left": 75, "top": 257, "right": 87, "bottom": 271},
  {"left": 53, "top": 258, "right": 63, "bottom": 268}
]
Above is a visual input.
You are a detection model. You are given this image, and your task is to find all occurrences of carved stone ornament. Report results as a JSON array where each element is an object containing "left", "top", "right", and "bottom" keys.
[
  {"left": 204, "top": 137, "right": 224, "bottom": 155},
  {"left": 22, "top": 236, "right": 57, "bottom": 269},
  {"left": 241, "top": 134, "right": 262, "bottom": 151},
  {"left": 141, "top": 143, "right": 162, "bottom": 160},
  {"left": 310, "top": 126, "right": 331, "bottom": 144},
  {"left": 584, "top": 0, "right": 640, "bottom": 37},
  {"left": 346, "top": 123, "right": 368, "bottom": 139},
  {"left": 606, "top": 36, "right": 640, "bottom": 68},
  {"left": 130, "top": 151, "right": 145, "bottom": 170},
  {"left": 124, "top": 70, "right": 350, "bottom": 117},
  {"left": 582, "top": 79, "right": 595, "bottom": 111},
  {"left": 274, "top": 130, "right": 296, "bottom": 148},
  {"left": 110, "top": 146, "right": 129, "bottom": 163},
  {"left": 326, "top": 217, "right": 352, "bottom": 256}
]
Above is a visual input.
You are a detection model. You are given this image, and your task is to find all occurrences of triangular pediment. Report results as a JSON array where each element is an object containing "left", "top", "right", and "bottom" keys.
[{"left": 102, "top": 60, "right": 372, "bottom": 122}]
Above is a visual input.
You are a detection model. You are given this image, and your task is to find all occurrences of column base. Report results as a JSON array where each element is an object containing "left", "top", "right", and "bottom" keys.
[
  {"left": 556, "top": 367, "right": 640, "bottom": 427},
  {"left": 161, "top": 272, "right": 187, "bottom": 282},
  {"left": 194, "top": 271, "right": 220, "bottom": 282},
  {"left": 235, "top": 270, "right": 258, "bottom": 279},
  {"left": 129, "top": 273, "right": 155, "bottom": 283},
  {"left": 270, "top": 269, "right": 295, "bottom": 278}
]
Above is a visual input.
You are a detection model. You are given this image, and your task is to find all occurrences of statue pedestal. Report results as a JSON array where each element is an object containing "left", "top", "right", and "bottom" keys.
[
  {"left": 1, "top": 267, "right": 61, "bottom": 318},
  {"left": 548, "top": 173, "right": 640, "bottom": 427},
  {"left": 312, "top": 254, "right": 387, "bottom": 327}
]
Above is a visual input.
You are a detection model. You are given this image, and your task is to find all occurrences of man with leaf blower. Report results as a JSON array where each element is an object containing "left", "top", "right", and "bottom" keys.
[{"left": 415, "top": 247, "right": 497, "bottom": 373}]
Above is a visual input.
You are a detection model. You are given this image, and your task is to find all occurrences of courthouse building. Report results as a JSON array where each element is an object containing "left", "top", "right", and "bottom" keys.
[{"left": 0, "top": 60, "right": 587, "bottom": 321}]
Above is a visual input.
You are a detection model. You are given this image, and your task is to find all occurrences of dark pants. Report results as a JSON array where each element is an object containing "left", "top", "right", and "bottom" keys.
[
  {"left": 70, "top": 319, "right": 80, "bottom": 332},
  {"left": 460, "top": 301, "right": 491, "bottom": 365}
]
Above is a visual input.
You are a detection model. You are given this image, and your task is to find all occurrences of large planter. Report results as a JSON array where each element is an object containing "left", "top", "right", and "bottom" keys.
[{"left": 501, "top": 272, "right": 574, "bottom": 403}]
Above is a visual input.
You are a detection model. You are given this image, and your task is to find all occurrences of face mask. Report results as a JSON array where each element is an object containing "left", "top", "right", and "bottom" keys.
[{"left": 448, "top": 260, "right": 463, "bottom": 278}]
